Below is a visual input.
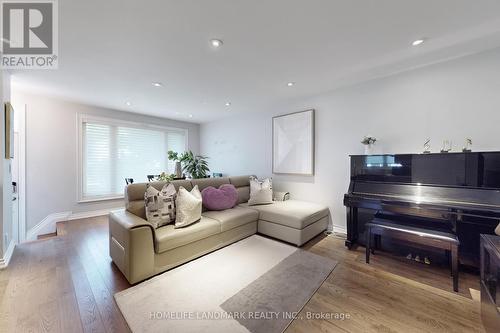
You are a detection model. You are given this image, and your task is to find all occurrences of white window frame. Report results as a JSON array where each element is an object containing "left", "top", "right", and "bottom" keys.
[{"left": 77, "top": 113, "right": 188, "bottom": 203}]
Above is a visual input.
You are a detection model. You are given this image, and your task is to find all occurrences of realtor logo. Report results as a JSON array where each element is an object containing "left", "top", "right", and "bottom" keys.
[{"left": 1, "top": 0, "right": 58, "bottom": 69}]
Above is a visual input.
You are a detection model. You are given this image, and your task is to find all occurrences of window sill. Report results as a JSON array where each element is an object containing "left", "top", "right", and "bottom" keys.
[{"left": 78, "top": 195, "right": 124, "bottom": 203}]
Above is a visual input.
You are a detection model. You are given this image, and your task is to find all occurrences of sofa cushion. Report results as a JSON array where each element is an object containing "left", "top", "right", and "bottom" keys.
[
  {"left": 154, "top": 216, "right": 220, "bottom": 253},
  {"left": 190, "top": 177, "right": 230, "bottom": 191},
  {"left": 240, "top": 200, "right": 329, "bottom": 229},
  {"left": 234, "top": 186, "right": 250, "bottom": 204},
  {"left": 229, "top": 175, "right": 253, "bottom": 204},
  {"left": 202, "top": 207, "right": 259, "bottom": 232}
]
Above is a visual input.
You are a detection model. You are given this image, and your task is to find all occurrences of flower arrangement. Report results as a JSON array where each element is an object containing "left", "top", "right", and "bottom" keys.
[
  {"left": 361, "top": 136, "right": 377, "bottom": 145},
  {"left": 157, "top": 172, "right": 174, "bottom": 182}
]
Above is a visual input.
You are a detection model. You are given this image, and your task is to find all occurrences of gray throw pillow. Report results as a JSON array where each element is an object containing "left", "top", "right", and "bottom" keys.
[{"left": 248, "top": 176, "right": 273, "bottom": 205}]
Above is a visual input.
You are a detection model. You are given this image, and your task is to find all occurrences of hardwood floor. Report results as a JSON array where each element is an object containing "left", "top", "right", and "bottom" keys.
[{"left": 0, "top": 216, "right": 485, "bottom": 332}]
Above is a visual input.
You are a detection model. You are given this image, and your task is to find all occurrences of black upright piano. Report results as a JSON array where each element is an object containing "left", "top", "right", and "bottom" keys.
[{"left": 344, "top": 152, "right": 500, "bottom": 266}]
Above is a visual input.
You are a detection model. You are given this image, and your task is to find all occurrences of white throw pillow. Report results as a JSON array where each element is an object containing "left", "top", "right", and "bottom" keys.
[
  {"left": 144, "top": 183, "right": 177, "bottom": 228},
  {"left": 248, "top": 176, "right": 273, "bottom": 206},
  {"left": 175, "top": 185, "right": 202, "bottom": 228}
]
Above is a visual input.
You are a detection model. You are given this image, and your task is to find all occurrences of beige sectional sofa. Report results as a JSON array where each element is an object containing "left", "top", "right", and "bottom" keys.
[{"left": 109, "top": 175, "right": 329, "bottom": 284}]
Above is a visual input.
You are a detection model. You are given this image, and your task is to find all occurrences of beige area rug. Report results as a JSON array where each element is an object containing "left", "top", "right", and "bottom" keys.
[{"left": 115, "top": 235, "right": 337, "bottom": 333}]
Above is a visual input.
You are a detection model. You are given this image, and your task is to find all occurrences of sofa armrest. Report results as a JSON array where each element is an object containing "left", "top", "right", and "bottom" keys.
[
  {"left": 110, "top": 209, "right": 153, "bottom": 230},
  {"left": 109, "top": 209, "right": 155, "bottom": 284}
]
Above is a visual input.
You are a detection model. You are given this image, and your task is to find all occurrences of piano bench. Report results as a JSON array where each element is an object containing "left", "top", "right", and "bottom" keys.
[{"left": 365, "top": 218, "right": 460, "bottom": 292}]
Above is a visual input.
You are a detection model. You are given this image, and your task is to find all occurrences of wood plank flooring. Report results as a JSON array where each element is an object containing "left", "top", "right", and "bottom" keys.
[{"left": 0, "top": 216, "right": 485, "bottom": 332}]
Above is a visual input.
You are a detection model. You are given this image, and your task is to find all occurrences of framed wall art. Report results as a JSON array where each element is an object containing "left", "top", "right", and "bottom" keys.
[{"left": 272, "top": 109, "right": 314, "bottom": 175}]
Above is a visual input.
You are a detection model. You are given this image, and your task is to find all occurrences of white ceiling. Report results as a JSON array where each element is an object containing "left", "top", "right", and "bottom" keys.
[{"left": 10, "top": 0, "right": 500, "bottom": 123}]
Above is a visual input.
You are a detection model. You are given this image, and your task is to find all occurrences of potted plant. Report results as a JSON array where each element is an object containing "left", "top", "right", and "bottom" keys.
[
  {"left": 179, "top": 151, "right": 210, "bottom": 179},
  {"left": 361, "top": 136, "right": 377, "bottom": 155},
  {"left": 167, "top": 150, "right": 183, "bottom": 178}
]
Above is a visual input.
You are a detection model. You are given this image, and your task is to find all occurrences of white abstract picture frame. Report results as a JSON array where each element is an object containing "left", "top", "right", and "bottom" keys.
[{"left": 272, "top": 109, "right": 315, "bottom": 175}]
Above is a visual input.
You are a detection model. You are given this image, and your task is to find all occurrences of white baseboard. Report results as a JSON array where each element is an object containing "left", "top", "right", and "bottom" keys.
[
  {"left": 0, "top": 240, "right": 16, "bottom": 269},
  {"left": 68, "top": 207, "right": 121, "bottom": 221},
  {"left": 25, "top": 207, "right": 123, "bottom": 242},
  {"left": 26, "top": 211, "right": 71, "bottom": 241},
  {"left": 332, "top": 225, "right": 347, "bottom": 235}
]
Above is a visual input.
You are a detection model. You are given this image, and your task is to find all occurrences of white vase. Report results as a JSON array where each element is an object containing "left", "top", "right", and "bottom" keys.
[{"left": 364, "top": 144, "right": 374, "bottom": 155}]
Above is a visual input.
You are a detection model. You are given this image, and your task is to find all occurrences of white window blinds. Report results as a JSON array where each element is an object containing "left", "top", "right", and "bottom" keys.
[
  {"left": 167, "top": 131, "right": 186, "bottom": 173},
  {"left": 82, "top": 119, "right": 186, "bottom": 200}
]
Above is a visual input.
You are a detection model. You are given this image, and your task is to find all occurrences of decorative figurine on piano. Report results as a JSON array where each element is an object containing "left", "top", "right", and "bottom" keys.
[
  {"left": 423, "top": 138, "right": 431, "bottom": 154},
  {"left": 440, "top": 140, "right": 452, "bottom": 153},
  {"left": 462, "top": 138, "right": 472, "bottom": 152}
]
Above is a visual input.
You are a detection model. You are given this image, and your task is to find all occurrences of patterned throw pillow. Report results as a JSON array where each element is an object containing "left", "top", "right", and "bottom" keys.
[
  {"left": 175, "top": 185, "right": 202, "bottom": 228},
  {"left": 144, "top": 183, "right": 177, "bottom": 228},
  {"left": 248, "top": 176, "right": 273, "bottom": 206},
  {"left": 159, "top": 183, "right": 177, "bottom": 224}
]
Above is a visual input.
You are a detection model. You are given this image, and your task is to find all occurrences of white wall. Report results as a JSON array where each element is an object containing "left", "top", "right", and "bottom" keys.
[
  {"left": 201, "top": 47, "right": 500, "bottom": 232},
  {"left": 11, "top": 91, "right": 200, "bottom": 233},
  {"left": 0, "top": 70, "right": 3, "bottom": 256},
  {"left": 1, "top": 72, "right": 12, "bottom": 256}
]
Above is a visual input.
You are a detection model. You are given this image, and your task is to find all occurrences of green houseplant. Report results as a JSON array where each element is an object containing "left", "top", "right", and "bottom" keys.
[
  {"left": 168, "top": 150, "right": 210, "bottom": 179},
  {"left": 180, "top": 151, "right": 210, "bottom": 179}
]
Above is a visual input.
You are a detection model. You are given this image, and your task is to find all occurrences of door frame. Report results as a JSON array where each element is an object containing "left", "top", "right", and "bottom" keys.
[{"left": 14, "top": 104, "right": 26, "bottom": 243}]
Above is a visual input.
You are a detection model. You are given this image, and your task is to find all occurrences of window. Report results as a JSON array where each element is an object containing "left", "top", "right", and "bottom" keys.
[{"left": 79, "top": 115, "right": 187, "bottom": 201}]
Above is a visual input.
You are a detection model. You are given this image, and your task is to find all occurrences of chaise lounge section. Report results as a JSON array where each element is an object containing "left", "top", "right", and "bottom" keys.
[
  {"left": 109, "top": 175, "right": 329, "bottom": 284},
  {"left": 240, "top": 200, "right": 329, "bottom": 246}
]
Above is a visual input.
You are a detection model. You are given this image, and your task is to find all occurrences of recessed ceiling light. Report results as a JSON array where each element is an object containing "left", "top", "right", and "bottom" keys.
[
  {"left": 152, "top": 82, "right": 163, "bottom": 87},
  {"left": 412, "top": 39, "right": 425, "bottom": 46},
  {"left": 287, "top": 82, "right": 295, "bottom": 87},
  {"left": 188, "top": 114, "right": 193, "bottom": 118},
  {"left": 225, "top": 102, "right": 231, "bottom": 107},
  {"left": 125, "top": 101, "right": 132, "bottom": 106},
  {"left": 210, "top": 39, "right": 223, "bottom": 48}
]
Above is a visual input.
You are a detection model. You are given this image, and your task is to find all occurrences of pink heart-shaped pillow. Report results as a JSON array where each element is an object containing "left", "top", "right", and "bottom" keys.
[{"left": 201, "top": 184, "right": 238, "bottom": 211}]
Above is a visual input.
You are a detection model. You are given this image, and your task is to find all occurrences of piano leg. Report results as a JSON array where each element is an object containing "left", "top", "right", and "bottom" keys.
[
  {"left": 445, "top": 250, "right": 452, "bottom": 277},
  {"left": 366, "top": 225, "right": 371, "bottom": 263},
  {"left": 451, "top": 245, "right": 459, "bottom": 292},
  {"left": 345, "top": 207, "right": 358, "bottom": 249}
]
